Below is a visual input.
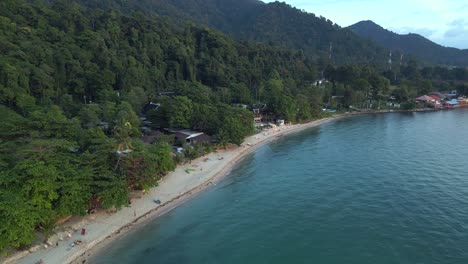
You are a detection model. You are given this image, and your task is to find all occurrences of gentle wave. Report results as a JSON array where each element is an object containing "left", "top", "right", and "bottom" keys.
[{"left": 94, "top": 109, "right": 468, "bottom": 264}]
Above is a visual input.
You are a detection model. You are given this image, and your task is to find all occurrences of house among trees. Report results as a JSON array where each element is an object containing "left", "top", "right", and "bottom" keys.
[
  {"left": 457, "top": 98, "right": 468, "bottom": 106},
  {"left": 415, "top": 95, "right": 435, "bottom": 103},
  {"left": 386, "top": 102, "right": 401, "bottom": 108},
  {"left": 252, "top": 103, "right": 268, "bottom": 125},
  {"left": 170, "top": 129, "right": 212, "bottom": 144},
  {"left": 253, "top": 108, "right": 263, "bottom": 124},
  {"left": 446, "top": 92, "right": 458, "bottom": 98},
  {"left": 314, "top": 79, "right": 328, "bottom": 86},
  {"left": 142, "top": 130, "right": 164, "bottom": 144},
  {"left": 143, "top": 102, "right": 161, "bottom": 113},
  {"left": 443, "top": 99, "right": 459, "bottom": 108},
  {"left": 232, "top": 103, "right": 248, "bottom": 109},
  {"left": 430, "top": 92, "right": 446, "bottom": 100},
  {"left": 159, "top": 92, "right": 176, "bottom": 96}
]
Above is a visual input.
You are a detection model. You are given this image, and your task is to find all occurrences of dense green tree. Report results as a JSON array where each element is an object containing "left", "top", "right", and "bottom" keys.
[
  {"left": 79, "top": 104, "right": 101, "bottom": 128},
  {"left": 168, "top": 96, "right": 193, "bottom": 129},
  {"left": 0, "top": 191, "right": 39, "bottom": 252},
  {"left": 295, "top": 94, "right": 312, "bottom": 121},
  {"left": 217, "top": 108, "right": 254, "bottom": 146},
  {"left": 231, "top": 83, "right": 253, "bottom": 105},
  {"left": 191, "top": 103, "right": 220, "bottom": 135},
  {"left": 119, "top": 140, "right": 175, "bottom": 190}
]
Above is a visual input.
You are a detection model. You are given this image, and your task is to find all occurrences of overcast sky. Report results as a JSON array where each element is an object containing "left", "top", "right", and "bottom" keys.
[{"left": 261, "top": 0, "right": 468, "bottom": 49}]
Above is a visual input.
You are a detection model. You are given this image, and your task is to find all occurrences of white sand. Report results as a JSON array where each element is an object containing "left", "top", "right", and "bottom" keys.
[{"left": 8, "top": 116, "right": 340, "bottom": 264}]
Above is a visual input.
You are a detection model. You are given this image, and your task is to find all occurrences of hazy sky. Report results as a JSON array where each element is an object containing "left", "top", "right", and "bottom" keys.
[{"left": 262, "top": 0, "right": 468, "bottom": 49}]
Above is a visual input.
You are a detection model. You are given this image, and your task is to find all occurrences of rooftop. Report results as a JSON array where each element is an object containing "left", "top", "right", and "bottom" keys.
[{"left": 170, "top": 129, "right": 205, "bottom": 139}]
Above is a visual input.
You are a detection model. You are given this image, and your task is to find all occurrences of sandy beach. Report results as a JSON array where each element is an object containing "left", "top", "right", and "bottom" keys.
[{"left": 7, "top": 115, "right": 344, "bottom": 264}]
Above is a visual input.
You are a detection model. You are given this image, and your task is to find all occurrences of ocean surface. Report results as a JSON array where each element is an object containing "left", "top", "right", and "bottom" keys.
[{"left": 93, "top": 109, "right": 468, "bottom": 264}]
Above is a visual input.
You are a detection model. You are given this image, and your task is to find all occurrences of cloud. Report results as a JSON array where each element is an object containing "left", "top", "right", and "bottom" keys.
[
  {"left": 390, "top": 20, "right": 468, "bottom": 49},
  {"left": 444, "top": 28, "right": 468, "bottom": 38},
  {"left": 391, "top": 27, "right": 436, "bottom": 38},
  {"left": 440, "top": 18, "right": 468, "bottom": 48},
  {"left": 447, "top": 18, "right": 468, "bottom": 27},
  {"left": 460, "top": 3, "right": 468, "bottom": 10}
]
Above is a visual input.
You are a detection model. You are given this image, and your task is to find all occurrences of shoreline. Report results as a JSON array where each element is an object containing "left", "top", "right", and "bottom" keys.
[
  {"left": 6, "top": 109, "right": 439, "bottom": 264},
  {"left": 10, "top": 115, "right": 340, "bottom": 264},
  {"left": 72, "top": 115, "right": 343, "bottom": 263}
]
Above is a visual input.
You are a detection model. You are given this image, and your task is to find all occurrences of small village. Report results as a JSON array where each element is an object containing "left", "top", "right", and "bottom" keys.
[
  {"left": 414, "top": 92, "right": 468, "bottom": 108},
  {"left": 135, "top": 89, "right": 468, "bottom": 161}
]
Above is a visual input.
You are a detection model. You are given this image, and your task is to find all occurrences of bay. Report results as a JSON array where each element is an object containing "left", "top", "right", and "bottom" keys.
[{"left": 93, "top": 109, "right": 468, "bottom": 264}]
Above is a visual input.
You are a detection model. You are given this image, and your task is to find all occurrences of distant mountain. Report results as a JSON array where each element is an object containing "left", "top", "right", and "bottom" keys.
[
  {"left": 348, "top": 20, "right": 468, "bottom": 67},
  {"left": 65, "top": 0, "right": 390, "bottom": 65}
]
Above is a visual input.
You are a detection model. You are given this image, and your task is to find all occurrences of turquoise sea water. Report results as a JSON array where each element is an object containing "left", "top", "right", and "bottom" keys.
[{"left": 93, "top": 109, "right": 468, "bottom": 264}]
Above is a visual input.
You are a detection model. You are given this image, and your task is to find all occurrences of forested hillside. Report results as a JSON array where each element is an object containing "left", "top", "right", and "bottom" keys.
[
  {"left": 65, "top": 0, "right": 392, "bottom": 65},
  {"left": 1, "top": 0, "right": 468, "bottom": 255},
  {"left": 0, "top": 0, "right": 321, "bottom": 252},
  {"left": 349, "top": 20, "right": 468, "bottom": 67}
]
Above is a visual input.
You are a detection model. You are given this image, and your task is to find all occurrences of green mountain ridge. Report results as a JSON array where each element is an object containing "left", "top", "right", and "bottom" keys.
[
  {"left": 348, "top": 20, "right": 468, "bottom": 67},
  {"left": 63, "top": 0, "right": 392, "bottom": 65}
]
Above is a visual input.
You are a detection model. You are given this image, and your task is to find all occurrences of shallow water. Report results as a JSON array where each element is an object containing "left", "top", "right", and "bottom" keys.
[{"left": 93, "top": 109, "right": 468, "bottom": 264}]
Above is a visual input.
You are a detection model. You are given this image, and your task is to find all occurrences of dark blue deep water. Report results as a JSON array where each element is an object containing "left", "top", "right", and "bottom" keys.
[{"left": 93, "top": 110, "right": 468, "bottom": 264}]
